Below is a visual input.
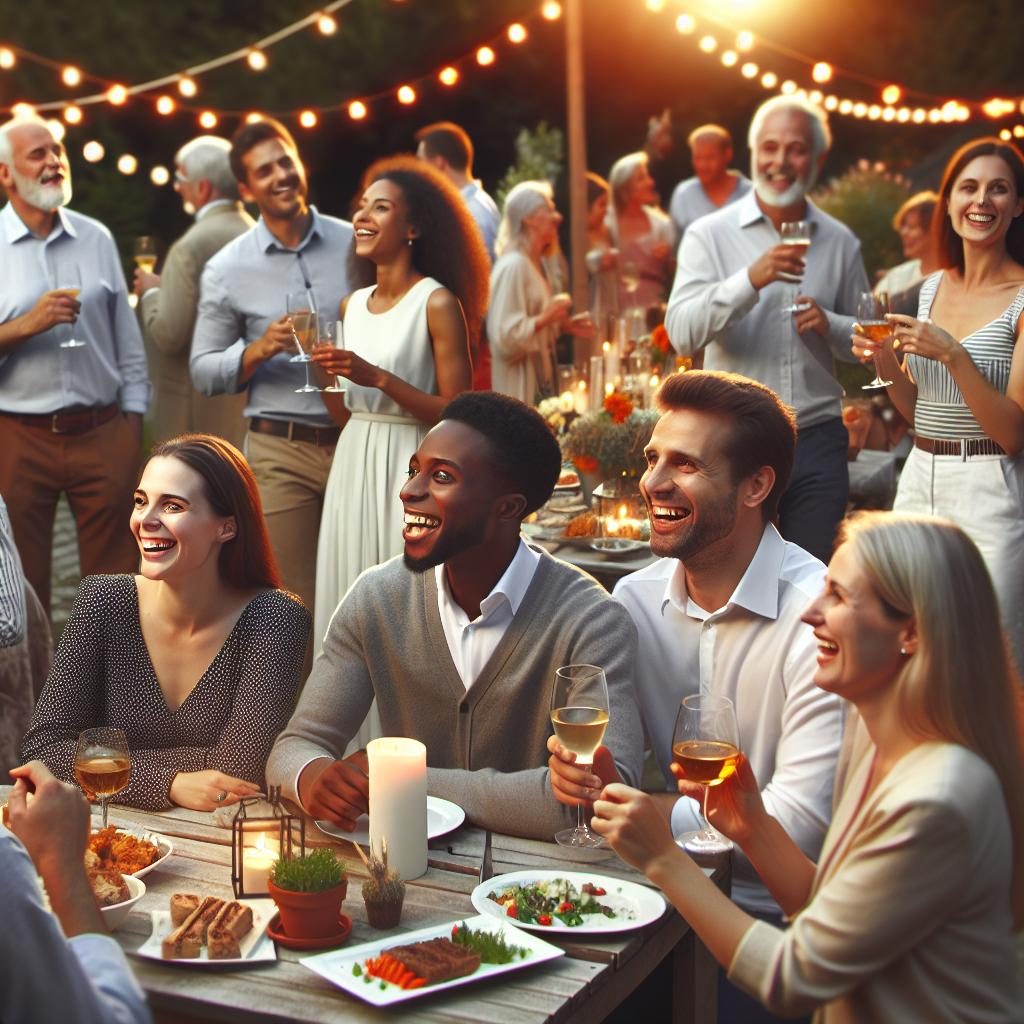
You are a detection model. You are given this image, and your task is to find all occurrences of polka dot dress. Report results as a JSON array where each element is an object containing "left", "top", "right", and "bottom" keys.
[{"left": 20, "top": 575, "right": 310, "bottom": 810}]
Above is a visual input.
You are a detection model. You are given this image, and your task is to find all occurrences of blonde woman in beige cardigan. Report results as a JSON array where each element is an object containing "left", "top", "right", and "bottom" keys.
[{"left": 593, "top": 512, "right": 1023, "bottom": 1023}]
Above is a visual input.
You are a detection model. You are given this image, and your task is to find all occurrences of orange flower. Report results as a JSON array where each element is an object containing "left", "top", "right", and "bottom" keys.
[
  {"left": 603, "top": 392, "right": 634, "bottom": 424},
  {"left": 651, "top": 324, "right": 671, "bottom": 353},
  {"left": 573, "top": 455, "right": 599, "bottom": 473}
]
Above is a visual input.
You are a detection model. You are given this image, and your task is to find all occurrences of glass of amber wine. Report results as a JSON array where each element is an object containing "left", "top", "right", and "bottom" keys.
[
  {"left": 74, "top": 727, "right": 131, "bottom": 829},
  {"left": 133, "top": 236, "right": 158, "bottom": 275},
  {"left": 671, "top": 694, "right": 740, "bottom": 854},
  {"left": 857, "top": 291, "right": 894, "bottom": 389},
  {"left": 550, "top": 664, "right": 610, "bottom": 848}
]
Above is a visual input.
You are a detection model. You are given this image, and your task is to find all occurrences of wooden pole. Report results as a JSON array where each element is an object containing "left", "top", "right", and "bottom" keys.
[{"left": 565, "top": 0, "right": 589, "bottom": 364}]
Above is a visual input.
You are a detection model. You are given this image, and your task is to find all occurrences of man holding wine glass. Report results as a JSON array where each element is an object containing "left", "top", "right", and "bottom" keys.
[
  {"left": 0, "top": 114, "right": 148, "bottom": 615},
  {"left": 665, "top": 96, "right": 869, "bottom": 563}
]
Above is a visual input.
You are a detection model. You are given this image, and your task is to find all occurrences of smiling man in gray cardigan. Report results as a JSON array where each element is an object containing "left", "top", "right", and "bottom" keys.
[{"left": 266, "top": 391, "right": 643, "bottom": 840}]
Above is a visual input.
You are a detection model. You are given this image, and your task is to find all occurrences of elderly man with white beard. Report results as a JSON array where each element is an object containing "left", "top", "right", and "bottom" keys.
[
  {"left": 665, "top": 97, "right": 868, "bottom": 562},
  {"left": 0, "top": 116, "right": 148, "bottom": 612}
]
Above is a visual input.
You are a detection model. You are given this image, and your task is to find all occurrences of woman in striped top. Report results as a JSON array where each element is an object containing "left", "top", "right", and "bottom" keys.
[{"left": 855, "top": 138, "right": 1024, "bottom": 672}]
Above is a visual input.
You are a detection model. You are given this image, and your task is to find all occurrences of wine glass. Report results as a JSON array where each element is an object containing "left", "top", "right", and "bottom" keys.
[
  {"left": 54, "top": 263, "right": 85, "bottom": 348},
  {"left": 74, "top": 727, "right": 131, "bottom": 829},
  {"left": 621, "top": 259, "right": 640, "bottom": 314},
  {"left": 285, "top": 290, "right": 320, "bottom": 393},
  {"left": 319, "top": 317, "right": 346, "bottom": 393},
  {"left": 133, "top": 236, "right": 158, "bottom": 274},
  {"left": 779, "top": 220, "right": 812, "bottom": 314},
  {"left": 550, "top": 664, "right": 610, "bottom": 848},
  {"left": 856, "top": 290, "right": 894, "bottom": 390},
  {"left": 671, "top": 694, "right": 740, "bottom": 854}
]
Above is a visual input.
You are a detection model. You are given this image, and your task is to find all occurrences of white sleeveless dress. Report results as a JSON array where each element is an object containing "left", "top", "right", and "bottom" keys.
[{"left": 315, "top": 277, "right": 441, "bottom": 744}]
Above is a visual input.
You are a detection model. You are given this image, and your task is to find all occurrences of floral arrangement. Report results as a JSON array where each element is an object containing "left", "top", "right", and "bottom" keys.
[
  {"left": 562, "top": 394, "right": 659, "bottom": 480},
  {"left": 644, "top": 324, "right": 673, "bottom": 372},
  {"left": 537, "top": 393, "right": 576, "bottom": 436}
]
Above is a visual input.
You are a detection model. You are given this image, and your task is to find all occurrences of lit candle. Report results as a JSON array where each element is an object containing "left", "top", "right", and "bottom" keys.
[
  {"left": 603, "top": 339, "right": 620, "bottom": 385},
  {"left": 368, "top": 737, "right": 427, "bottom": 881},
  {"left": 574, "top": 379, "right": 588, "bottom": 415},
  {"left": 242, "top": 832, "right": 276, "bottom": 894}
]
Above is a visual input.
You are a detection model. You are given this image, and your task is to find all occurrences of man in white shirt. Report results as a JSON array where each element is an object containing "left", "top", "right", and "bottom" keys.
[
  {"left": 669, "top": 124, "right": 752, "bottom": 240},
  {"left": 2, "top": 760, "right": 150, "bottom": 1023},
  {"left": 549, "top": 370, "right": 841, "bottom": 1023},
  {"left": 666, "top": 97, "right": 869, "bottom": 563},
  {"left": 267, "top": 391, "right": 643, "bottom": 839}
]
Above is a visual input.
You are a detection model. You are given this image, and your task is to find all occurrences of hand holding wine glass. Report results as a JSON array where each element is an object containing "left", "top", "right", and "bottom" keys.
[
  {"left": 54, "top": 263, "right": 85, "bottom": 349},
  {"left": 779, "top": 220, "right": 812, "bottom": 314},
  {"left": 855, "top": 291, "right": 894, "bottom": 390},
  {"left": 671, "top": 694, "right": 740, "bottom": 854},
  {"left": 285, "top": 290, "right": 321, "bottom": 393},
  {"left": 550, "top": 664, "right": 610, "bottom": 848},
  {"left": 317, "top": 317, "right": 346, "bottom": 393},
  {"left": 133, "top": 236, "right": 158, "bottom": 275},
  {"left": 73, "top": 727, "right": 131, "bottom": 829}
]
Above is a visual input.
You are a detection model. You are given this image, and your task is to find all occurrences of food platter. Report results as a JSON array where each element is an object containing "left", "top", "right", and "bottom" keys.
[
  {"left": 89, "top": 827, "right": 173, "bottom": 878},
  {"left": 301, "top": 914, "right": 564, "bottom": 1007},
  {"left": 315, "top": 796, "right": 465, "bottom": 847},
  {"left": 134, "top": 900, "right": 277, "bottom": 966},
  {"left": 471, "top": 870, "right": 667, "bottom": 935}
]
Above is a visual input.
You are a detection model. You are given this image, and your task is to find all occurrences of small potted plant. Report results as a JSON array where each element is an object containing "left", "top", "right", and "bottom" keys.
[
  {"left": 268, "top": 848, "right": 347, "bottom": 940},
  {"left": 361, "top": 840, "right": 405, "bottom": 929}
]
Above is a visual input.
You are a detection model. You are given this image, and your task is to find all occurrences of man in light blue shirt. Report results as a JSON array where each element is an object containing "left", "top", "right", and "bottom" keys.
[
  {"left": 0, "top": 116, "right": 148, "bottom": 612},
  {"left": 669, "top": 124, "right": 752, "bottom": 240},
  {"left": 191, "top": 117, "right": 352, "bottom": 631}
]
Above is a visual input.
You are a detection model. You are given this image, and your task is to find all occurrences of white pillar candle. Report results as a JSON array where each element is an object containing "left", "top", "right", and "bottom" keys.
[
  {"left": 242, "top": 832, "right": 276, "bottom": 894},
  {"left": 367, "top": 737, "right": 427, "bottom": 881}
]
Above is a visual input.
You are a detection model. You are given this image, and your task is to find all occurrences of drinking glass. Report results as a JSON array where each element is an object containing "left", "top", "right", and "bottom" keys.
[
  {"left": 621, "top": 259, "right": 640, "bottom": 313},
  {"left": 74, "top": 727, "right": 131, "bottom": 829},
  {"left": 285, "top": 290, "right": 320, "bottom": 393},
  {"left": 779, "top": 220, "right": 812, "bottom": 314},
  {"left": 550, "top": 664, "right": 610, "bottom": 848},
  {"left": 55, "top": 264, "right": 85, "bottom": 348},
  {"left": 320, "top": 317, "right": 346, "bottom": 393},
  {"left": 133, "top": 236, "right": 158, "bottom": 274},
  {"left": 856, "top": 290, "right": 894, "bottom": 390},
  {"left": 671, "top": 694, "right": 740, "bottom": 854}
]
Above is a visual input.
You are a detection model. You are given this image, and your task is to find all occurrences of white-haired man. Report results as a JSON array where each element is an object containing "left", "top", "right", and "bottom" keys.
[
  {"left": 666, "top": 97, "right": 869, "bottom": 562},
  {"left": 0, "top": 116, "right": 148, "bottom": 613},
  {"left": 134, "top": 136, "right": 252, "bottom": 446}
]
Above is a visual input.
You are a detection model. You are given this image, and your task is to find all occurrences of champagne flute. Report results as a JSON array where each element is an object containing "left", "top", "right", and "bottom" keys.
[
  {"left": 779, "top": 220, "right": 812, "bottom": 314},
  {"left": 285, "top": 290, "right": 320, "bottom": 393},
  {"left": 320, "top": 317, "right": 346, "bottom": 393},
  {"left": 54, "top": 263, "right": 85, "bottom": 348},
  {"left": 856, "top": 290, "right": 894, "bottom": 390},
  {"left": 133, "top": 236, "right": 158, "bottom": 274},
  {"left": 671, "top": 694, "right": 740, "bottom": 854},
  {"left": 74, "top": 727, "right": 131, "bottom": 829},
  {"left": 550, "top": 664, "right": 610, "bottom": 848}
]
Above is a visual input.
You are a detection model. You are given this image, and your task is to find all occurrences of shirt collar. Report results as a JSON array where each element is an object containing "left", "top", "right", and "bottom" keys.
[
  {"left": 661, "top": 523, "right": 787, "bottom": 621},
  {"left": 254, "top": 204, "right": 323, "bottom": 253},
  {"left": 1, "top": 202, "right": 76, "bottom": 243},
  {"left": 736, "top": 188, "right": 821, "bottom": 233},
  {"left": 435, "top": 538, "right": 540, "bottom": 625},
  {"left": 460, "top": 180, "right": 482, "bottom": 200},
  {"left": 195, "top": 198, "right": 234, "bottom": 222}
]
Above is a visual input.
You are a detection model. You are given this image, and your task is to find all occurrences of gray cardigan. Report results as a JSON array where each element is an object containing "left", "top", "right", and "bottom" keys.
[{"left": 267, "top": 548, "right": 643, "bottom": 839}]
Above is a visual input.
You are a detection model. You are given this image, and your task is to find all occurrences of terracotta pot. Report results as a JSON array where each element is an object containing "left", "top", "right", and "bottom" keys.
[
  {"left": 268, "top": 879, "right": 347, "bottom": 940},
  {"left": 363, "top": 892, "right": 404, "bottom": 929}
]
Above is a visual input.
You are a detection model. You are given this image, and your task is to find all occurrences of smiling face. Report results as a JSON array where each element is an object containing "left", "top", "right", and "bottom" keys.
[
  {"left": 237, "top": 135, "right": 308, "bottom": 223},
  {"left": 353, "top": 178, "right": 415, "bottom": 263},
  {"left": 131, "top": 456, "right": 236, "bottom": 583},
  {"left": 0, "top": 121, "right": 72, "bottom": 214},
  {"left": 946, "top": 154, "right": 1024, "bottom": 248},
  {"left": 752, "top": 108, "right": 820, "bottom": 210},
  {"left": 640, "top": 408, "right": 749, "bottom": 563},
  {"left": 801, "top": 541, "right": 911, "bottom": 702}
]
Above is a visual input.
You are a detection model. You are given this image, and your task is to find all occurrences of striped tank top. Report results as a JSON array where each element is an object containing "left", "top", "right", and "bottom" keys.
[{"left": 908, "top": 271, "right": 1024, "bottom": 440}]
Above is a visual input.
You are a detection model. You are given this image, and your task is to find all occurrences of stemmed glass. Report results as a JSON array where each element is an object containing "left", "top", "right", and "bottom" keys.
[
  {"left": 856, "top": 290, "right": 895, "bottom": 390},
  {"left": 319, "top": 317, "right": 346, "bottom": 393},
  {"left": 73, "top": 727, "right": 131, "bottom": 829},
  {"left": 550, "top": 664, "right": 610, "bottom": 848},
  {"left": 54, "top": 263, "right": 85, "bottom": 348},
  {"left": 671, "top": 694, "right": 741, "bottom": 854},
  {"left": 285, "top": 290, "right": 320, "bottom": 393},
  {"left": 620, "top": 259, "right": 640, "bottom": 313},
  {"left": 780, "top": 220, "right": 812, "bottom": 314},
  {"left": 133, "top": 236, "right": 158, "bottom": 274}
]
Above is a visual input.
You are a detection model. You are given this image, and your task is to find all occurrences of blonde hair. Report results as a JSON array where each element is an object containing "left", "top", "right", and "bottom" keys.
[
  {"left": 495, "top": 180, "right": 553, "bottom": 259},
  {"left": 839, "top": 511, "right": 1024, "bottom": 926},
  {"left": 891, "top": 189, "right": 938, "bottom": 232}
]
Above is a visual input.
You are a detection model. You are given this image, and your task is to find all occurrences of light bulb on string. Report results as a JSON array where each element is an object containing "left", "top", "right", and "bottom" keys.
[
  {"left": 0, "top": 49, "right": 15, "bottom": 70},
  {"left": 178, "top": 76, "right": 197, "bottom": 97},
  {"left": 107, "top": 84, "right": 128, "bottom": 106},
  {"left": 476, "top": 46, "right": 495, "bottom": 66},
  {"left": 61, "top": 65, "right": 81, "bottom": 87},
  {"left": 11, "top": 102, "right": 35, "bottom": 119},
  {"left": 317, "top": 13, "right": 337, "bottom": 35},
  {"left": 761, "top": 71, "right": 777, "bottom": 89},
  {"left": 150, "top": 165, "right": 170, "bottom": 186},
  {"left": 117, "top": 154, "right": 138, "bottom": 175},
  {"left": 199, "top": 110, "right": 217, "bottom": 129},
  {"left": 397, "top": 85, "right": 416, "bottom": 105},
  {"left": 698, "top": 35, "right": 717, "bottom": 53},
  {"left": 438, "top": 66, "right": 459, "bottom": 86},
  {"left": 675, "top": 13, "right": 695, "bottom": 33},
  {"left": 881, "top": 84, "right": 901, "bottom": 105},
  {"left": 348, "top": 100, "right": 367, "bottom": 120},
  {"left": 541, "top": 1, "right": 562, "bottom": 20},
  {"left": 247, "top": 49, "right": 268, "bottom": 71},
  {"left": 46, "top": 119, "right": 65, "bottom": 143},
  {"left": 721, "top": 50, "right": 737, "bottom": 67},
  {"left": 64, "top": 104, "right": 83, "bottom": 124},
  {"left": 83, "top": 140, "right": 105, "bottom": 162},
  {"left": 736, "top": 31, "right": 754, "bottom": 51},
  {"left": 508, "top": 23, "right": 527, "bottom": 43},
  {"left": 299, "top": 109, "right": 317, "bottom": 128},
  {"left": 156, "top": 95, "right": 175, "bottom": 116}
]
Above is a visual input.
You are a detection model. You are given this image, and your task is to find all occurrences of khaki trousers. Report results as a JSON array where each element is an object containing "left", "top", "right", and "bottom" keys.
[{"left": 0, "top": 413, "right": 141, "bottom": 613}]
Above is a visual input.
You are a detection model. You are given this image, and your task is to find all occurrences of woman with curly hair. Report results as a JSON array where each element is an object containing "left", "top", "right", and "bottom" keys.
[{"left": 311, "top": 156, "right": 488, "bottom": 743}]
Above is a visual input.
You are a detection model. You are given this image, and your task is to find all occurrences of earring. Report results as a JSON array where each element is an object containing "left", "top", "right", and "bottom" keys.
[
  {"left": 900, "top": 646, "right": 909, "bottom": 656},
  {"left": 407, "top": 237, "right": 414, "bottom": 247}
]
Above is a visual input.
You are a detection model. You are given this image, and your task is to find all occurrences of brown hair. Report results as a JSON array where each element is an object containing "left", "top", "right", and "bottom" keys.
[
  {"left": 229, "top": 117, "right": 299, "bottom": 185},
  {"left": 655, "top": 371, "right": 796, "bottom": 522},
  {"left": 148, "top": 434, "right": 281, "bottom": 590},
  {"left": 932, "top": 137, "right": 1024, "bottom": 272},
  {"left": 414, "top": 121, "right": 473, "bottom": 174}
]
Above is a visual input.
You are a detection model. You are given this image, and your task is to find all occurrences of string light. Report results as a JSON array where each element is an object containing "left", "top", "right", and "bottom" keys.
[
  {"left": 347, "top": 100, "right": 367, "bottom": 120},
  {"left": 811, "top": 62, "right": 832, "bottom": 83},
  {"left": 117, "top": 154, "right": 138, "bottom": 174},
  {"left": 64, "top": 104, "right": 82, "bottom": 124},
  {"left": 46, "top": 119, "right": 65, "bottom": 142},
  {"left": 150, "top": 165, "right": 170, "bottom": 186},
  {"left": 741, "top": 62, "right": 758, "bottom": 78},
  {"left": 983, "top": 98, "right": 1016, "bottom": 119},
  {"left": 781, "top": 79, "right": 796, "bottom": 94},
  {"left": 476, "top": 46, "right": 495, "bottom": 66},
  {"left": 106, "top": 84, "right": 128, "bottom": 105},
  {"left": 199, "top": 110, "right": 218, "bottom": 129},
  {"left": 156, "top": 95, "right": 175, "bottom": 115},
  {"left": 438, "top": 65, "right": 459, "bottom": 86},
  {"left": 735, "top": 30, "right": 754, "bottom": 51},
  {"left": 0, "top": 48, "right": 15, "bottom": 70},
  {"left": 881, "top": 84, "right": 901, "bottom": 105},
  {"left": 317, "top": 13, "right": 337, "bottom": 34},
  {"left": 178, "top": 76, "right": 197, "bottom": 97},
  {"left": 541, "top": 1, "right": 562, "bottom": 20},
  {"left": 698, "top": 35, "right": 717, "bottom": 53},
  {"left": 645, "top": 0, "right": 665, "bottom": 10},
  {"left": 82, "top": 140, "right": 105, "bottom": 162},
  {"left": 507, "top": 23, "right": 527, "bottom": 43},
  {"left": 396, "top": 84, "right": 416, "bottom": 105},
  {"left": 61, "top": 66, "right": 81, "bottom": 87},
  {"left": 675, "top": 13, "right": 695, "bottom": 33},
  {"left": 721, "top": 49, "right": 738, "bottom": 67},
  {"left": 299, "top": 109, "right": 317, "bottom": 128},
  {"left": 245, "top": 112, "right": 264, "bottom": 124},
  {"left": 246, "top": 49, "right": 268, "bottom": 71},
  {"left": 11, "top": 102, "right": 35, "bottom": 119}
]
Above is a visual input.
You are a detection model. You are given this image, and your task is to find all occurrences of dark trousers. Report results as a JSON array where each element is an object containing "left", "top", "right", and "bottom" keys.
[{"left": 778, "top": 416, "right": 848, "bottom": 564}]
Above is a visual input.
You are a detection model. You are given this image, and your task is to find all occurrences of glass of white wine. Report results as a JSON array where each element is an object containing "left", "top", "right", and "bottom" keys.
[
  {"left": 856, "top": 290, "right": 894, "bottom": 390},
  {"left": 779, "top": 220, "right": 812, "bottom": 314},
  {"left": 133, "top": 236, "right": 158, "bottom": 275},
  {"left": 319, "top": 317, "right": 346, "bottom": 393},
  {"left": 74, "top": 727, "right": 131, "bottom": 829},
  {"left": 285, "top": 290, "right": 320, "bottom": 393},
  {"left": 671, "top": 694, "right": 740, "bottom": 854},
  {"left": 550, "top": 664, "right": 610, "bottom": 848},
  {"left": 54, "top": 263, "right": 85, "bottom": 349}
]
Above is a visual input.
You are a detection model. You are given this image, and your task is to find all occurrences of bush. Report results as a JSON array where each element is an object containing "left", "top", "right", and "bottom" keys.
[{"left": 271, "top": 848, "right": 345, "bottom": 893}]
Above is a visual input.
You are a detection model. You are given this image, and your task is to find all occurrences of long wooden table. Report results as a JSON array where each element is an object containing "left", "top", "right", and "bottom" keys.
[{"left": 79, "top": 800, "right": 727, "bottom": 1024}]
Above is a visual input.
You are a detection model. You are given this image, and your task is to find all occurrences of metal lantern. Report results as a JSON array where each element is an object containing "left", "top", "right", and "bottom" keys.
[{"left": 230, "top": 786, "right": 305, "bottom": 899}]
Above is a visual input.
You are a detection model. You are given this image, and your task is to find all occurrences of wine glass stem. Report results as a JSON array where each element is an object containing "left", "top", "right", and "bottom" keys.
[
  {"left": 701, "top": 785, "right": 714, "bottom": 839},
  {"left": 100, "top": 796, "right": 108, "bottom": 829},
  {"left": 303, "top": 362, "right": 312, "bottom": 388}
]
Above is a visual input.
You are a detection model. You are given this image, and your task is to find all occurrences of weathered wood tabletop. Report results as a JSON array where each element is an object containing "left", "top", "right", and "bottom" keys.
[{"left": 78, "top": 800, "right": 728, "bottom": 1024}]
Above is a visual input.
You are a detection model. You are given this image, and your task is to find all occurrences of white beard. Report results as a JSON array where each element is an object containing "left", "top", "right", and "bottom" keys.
[
  {"left": 12, "top": 168, "right": 72, "bottom": 212},
  {"left": 753, "top": 169, "right": 816, "bottom": 209}
]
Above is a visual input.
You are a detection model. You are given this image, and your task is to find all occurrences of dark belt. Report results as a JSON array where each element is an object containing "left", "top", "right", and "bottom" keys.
[
  {"left": 0, "top": 403, "right": 119, "bottom": 435},
  {"left": 914, "top": 435, "right": 1005, "bottom": 457},
  {"left": 249, "top": 417, "right": 339, "bottom": 448}
]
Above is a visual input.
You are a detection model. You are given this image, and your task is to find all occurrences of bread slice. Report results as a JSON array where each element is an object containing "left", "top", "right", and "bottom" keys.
[
  {"left": 170, "top": 893, "right": 201, "bottom": 926},
  {"left": 207, "top": 901, "right": 254, "bottom": 960},
  {"left": 161, "top": 896, "right": 224, "bottom": 959}
]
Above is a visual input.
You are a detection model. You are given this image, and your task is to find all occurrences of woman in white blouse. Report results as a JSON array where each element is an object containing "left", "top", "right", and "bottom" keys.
[
  {"left": 487, "top": 181, "right": 592, "bottom": 404},
  {"left": 592, "top": 512, "right": 1023, "bottom": 1023}
]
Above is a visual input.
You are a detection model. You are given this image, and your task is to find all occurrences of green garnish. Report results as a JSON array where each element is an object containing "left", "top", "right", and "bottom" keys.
[
  {"left": 451, "top": 921, "right": 529, "bottom": 963},
  {"left": 352, "top": 963, "right": 362, "bottom": 977}
]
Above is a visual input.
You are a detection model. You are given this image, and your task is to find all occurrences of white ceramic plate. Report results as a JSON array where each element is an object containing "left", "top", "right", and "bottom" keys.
[
  {"left": 134, "top": 900, "right": 277, "bottom": 966},
  {"left": 471, "top": 870, "right": 667, "bottom": 935},
  {"left": 90, "top": 828, "right": 173, "bottom": 879},
  {"left": 315, "top": 796, "right": 465, "bottom": 846},
  {"left": 301, "top": 913, "right": 563, "bottom": 1007},
  {"left": 589, "top": 538, "right": 650, "bottom": 557}
]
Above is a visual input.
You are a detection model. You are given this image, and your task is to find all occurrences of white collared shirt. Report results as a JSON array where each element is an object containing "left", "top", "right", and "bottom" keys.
[
  {"left": 613, "top": 524, "right": 843, "bottom": 916},
  {"left": 436, "top": 539, "right": 540, "bottom": 690}
]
